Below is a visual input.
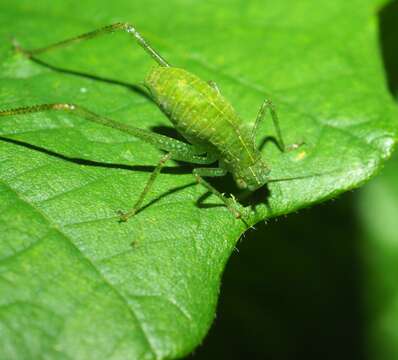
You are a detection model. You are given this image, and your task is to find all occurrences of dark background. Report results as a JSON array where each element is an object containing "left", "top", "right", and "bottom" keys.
[{"left": 191, "top": 1, "right": 398, "bottom": 359}]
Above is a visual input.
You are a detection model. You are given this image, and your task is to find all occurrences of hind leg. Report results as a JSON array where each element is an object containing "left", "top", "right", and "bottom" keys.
[{"left": 14, "top": 22, "right": 170, "bottom": 67}]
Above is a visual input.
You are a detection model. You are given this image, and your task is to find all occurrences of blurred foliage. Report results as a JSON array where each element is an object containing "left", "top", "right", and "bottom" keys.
[
  {"left": 379, "top": 0, "right": 398, "bottom": 99},
  {"left": 192, "top": 193, "right": 365, "bottom": 359},
  {"left": 359, "top": 151, "right": 398, "bottom": 360}
]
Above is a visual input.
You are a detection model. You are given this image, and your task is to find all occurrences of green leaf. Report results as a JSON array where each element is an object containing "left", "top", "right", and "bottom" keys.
[{"left": 0, "top": 0, "right": 397, "bottom": 359}]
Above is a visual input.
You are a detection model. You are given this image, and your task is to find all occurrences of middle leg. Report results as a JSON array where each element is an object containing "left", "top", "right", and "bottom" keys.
[{"left": 118, "top": 152, "right": 172, "bottom": 221}]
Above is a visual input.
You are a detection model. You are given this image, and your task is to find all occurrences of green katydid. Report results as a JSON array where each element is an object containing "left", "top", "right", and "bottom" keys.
[{"left": 0, "top": 23, "right": 300, "bottom": 221}]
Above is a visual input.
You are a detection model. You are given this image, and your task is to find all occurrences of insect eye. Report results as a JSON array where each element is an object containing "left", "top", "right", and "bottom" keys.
[{"left": 236, "top": 179, "right": 247, "bottom": 189}]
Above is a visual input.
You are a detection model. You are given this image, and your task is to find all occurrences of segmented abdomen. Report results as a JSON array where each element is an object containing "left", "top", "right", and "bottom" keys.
[{"left": 145, "top": 67, "right": 256, "bottom": 165}]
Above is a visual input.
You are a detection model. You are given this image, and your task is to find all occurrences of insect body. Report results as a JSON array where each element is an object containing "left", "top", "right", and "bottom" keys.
[
  {"left": 0, "top": 23, "right": 294, "bottom": 220},
  {"left": 146, "top": 67, "right": 270, "bottom": 191}
]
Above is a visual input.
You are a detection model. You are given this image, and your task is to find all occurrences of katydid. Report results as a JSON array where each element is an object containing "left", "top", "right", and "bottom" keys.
[{"left": 0, "top": 23, "right": 299, "bottom": 220}]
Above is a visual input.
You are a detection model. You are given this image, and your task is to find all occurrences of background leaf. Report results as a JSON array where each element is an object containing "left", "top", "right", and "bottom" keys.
[
  {"left": 0, "top": 0, "right": 397, "bottom": 359},
  {"left": 359, "top": 151, "right": 398, "bottom": 360}
]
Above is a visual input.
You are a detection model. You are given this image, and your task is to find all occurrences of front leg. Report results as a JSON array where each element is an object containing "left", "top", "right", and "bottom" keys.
[
  {"left": 252, "top": 99, "right": 304, "bottom": 152},
  {"left": 193, "top": 167, "right": 246, "bottom": 218}
]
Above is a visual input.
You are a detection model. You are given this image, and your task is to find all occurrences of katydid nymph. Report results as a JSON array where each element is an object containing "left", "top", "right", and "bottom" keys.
[{"left": 0, "top": 23, "right": 300, "bottom": 221}]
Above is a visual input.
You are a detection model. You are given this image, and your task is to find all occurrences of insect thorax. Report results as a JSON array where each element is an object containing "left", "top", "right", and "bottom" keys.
[{"left": 232, "top": 156, "right": 271, "bottom": 191}]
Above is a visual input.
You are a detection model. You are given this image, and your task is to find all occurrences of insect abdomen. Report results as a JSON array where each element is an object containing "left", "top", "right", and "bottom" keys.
[{"left": 145, "top": 67, "right": 256, "bottom": 164}]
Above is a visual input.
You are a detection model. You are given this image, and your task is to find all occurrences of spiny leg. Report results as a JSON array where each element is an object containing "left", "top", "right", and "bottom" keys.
[
  {"left": 193, "top": 167, "right": 244, "bottom": 218},
  {"left": 0, "top": 104, "right": 222, "bottom": 220},
  {"left": 14, "top": 22, "right": 170, "bottom": 67},
  {"left": 0, "top": 103, "right": 216, "bottom": 164},
  {"left": 118, "top": 152, "right": 172, "bottom": 221}
]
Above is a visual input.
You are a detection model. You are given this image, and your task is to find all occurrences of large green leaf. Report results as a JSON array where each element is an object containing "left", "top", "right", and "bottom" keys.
[{"left": 0, "top": 0, "right": 397, "bottom": 359}]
